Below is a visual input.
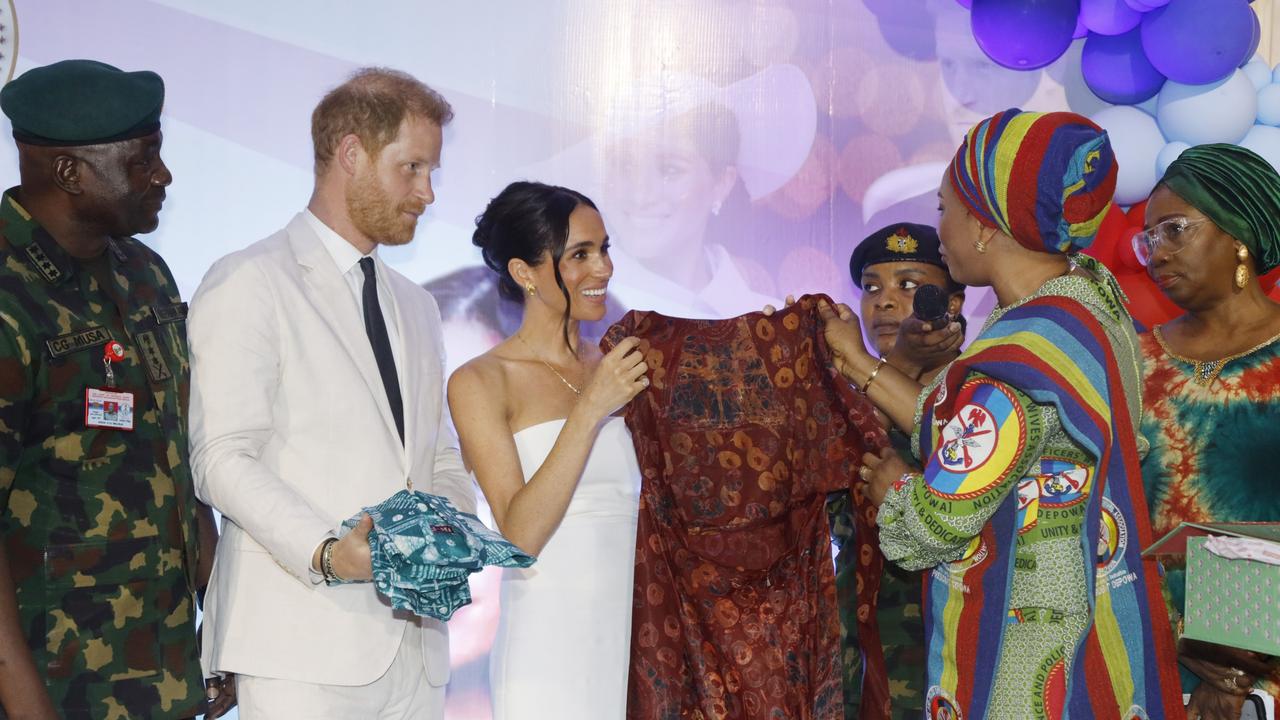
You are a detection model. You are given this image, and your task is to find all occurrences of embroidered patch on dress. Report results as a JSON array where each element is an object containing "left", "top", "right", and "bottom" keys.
[{"left": 926, "top": 379, "right": 1027, "bottom": 500}]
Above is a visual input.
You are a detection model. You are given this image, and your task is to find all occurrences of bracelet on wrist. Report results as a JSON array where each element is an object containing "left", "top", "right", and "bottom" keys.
[
  {"left": 861, "top": 356, "right": 888, "bottom": 393},
  {"left": 320, "top": 537, "right": 342, "bottom": 586}
]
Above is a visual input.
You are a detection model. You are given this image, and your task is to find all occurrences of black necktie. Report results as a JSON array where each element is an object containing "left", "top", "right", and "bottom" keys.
[{"left": 359, "top": 257, "right": 404, "bottom": 444}]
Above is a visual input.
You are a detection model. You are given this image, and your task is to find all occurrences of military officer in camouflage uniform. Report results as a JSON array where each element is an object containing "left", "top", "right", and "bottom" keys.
[
  {"left": 0, "top": 60, "right": 228, "bottom": 719},
  {"left": 830, "top": 224, "right": 966, "bottom": 719}
]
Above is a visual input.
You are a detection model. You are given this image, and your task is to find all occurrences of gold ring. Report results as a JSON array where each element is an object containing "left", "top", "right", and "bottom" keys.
[{"left": 858, "top": 465, "right": 870, "bottom": 481}]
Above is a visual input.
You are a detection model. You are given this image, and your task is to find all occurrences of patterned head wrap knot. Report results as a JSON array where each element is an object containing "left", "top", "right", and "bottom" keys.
[
  {"left": 1159, "top": 143, "right": 1280, "bottom": 275},
  {"left": 948, "top": 109, "right": 1118, "bottom": 255}
]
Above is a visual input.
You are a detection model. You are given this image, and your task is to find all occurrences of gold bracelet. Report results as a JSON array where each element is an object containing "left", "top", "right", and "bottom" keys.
[{"left": 861, "top": 356, "right": 888, "bottom": 393}]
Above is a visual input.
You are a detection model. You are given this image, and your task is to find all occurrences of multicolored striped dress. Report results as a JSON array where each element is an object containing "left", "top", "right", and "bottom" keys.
[
  {"left": 877, "top": 257, "right": 1182, "bottom": 719},
  {"left": 1140, "top": 326, "right": 1280, "bottom": 695}
]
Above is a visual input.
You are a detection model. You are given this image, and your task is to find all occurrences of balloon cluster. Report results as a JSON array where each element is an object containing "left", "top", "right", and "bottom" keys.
[
  {"left": 963, "top": 0, "right": 1280, "bottom": 328},
  {"left": 968, "top": 0, "right": 1256, "bottom": 82}
]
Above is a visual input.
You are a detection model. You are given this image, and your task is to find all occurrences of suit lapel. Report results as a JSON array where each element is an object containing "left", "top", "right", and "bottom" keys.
[{"left": 286, "top": 214, "right": 406, "bottom": 463}]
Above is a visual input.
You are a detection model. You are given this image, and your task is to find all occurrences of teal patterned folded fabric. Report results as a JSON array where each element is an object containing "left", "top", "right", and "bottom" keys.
[{"left": 341, "top": 490, "right": 535, "bottom": 620}]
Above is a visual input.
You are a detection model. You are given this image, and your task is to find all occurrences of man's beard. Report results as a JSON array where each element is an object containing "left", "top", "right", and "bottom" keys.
[{"left": 346, "top": 170, "right": 424, "bottom": 246}]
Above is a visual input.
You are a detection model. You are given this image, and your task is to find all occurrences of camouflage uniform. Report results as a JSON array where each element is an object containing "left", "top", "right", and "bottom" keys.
[
  {"left": 0, "top": 191, "right": 203, "bottom": 719},
  {"left": 829, "top": 428, "right": 927, "bottom": 720}
]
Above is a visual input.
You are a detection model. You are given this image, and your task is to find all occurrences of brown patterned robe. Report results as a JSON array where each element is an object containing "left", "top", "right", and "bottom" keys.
[{"left": 602, "top": 295, "right": 890, "bottom": 719}]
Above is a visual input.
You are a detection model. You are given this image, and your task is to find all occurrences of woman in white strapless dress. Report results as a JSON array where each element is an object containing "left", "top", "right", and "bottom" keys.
[{"left": 447, "top": 181, "right": 648, "bottom": 719}]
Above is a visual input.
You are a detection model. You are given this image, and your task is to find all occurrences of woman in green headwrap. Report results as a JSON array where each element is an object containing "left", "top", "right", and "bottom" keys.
[{"left": 1136, "top": 143, "right": 1280, "bottom": 719}]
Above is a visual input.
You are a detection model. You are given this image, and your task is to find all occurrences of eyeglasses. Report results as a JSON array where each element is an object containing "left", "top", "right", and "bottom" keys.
[{"left": 1131, "top": 218, "right": 1209, "bottom": 267}]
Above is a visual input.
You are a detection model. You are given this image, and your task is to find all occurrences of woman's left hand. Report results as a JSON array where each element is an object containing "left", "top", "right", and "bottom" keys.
[{"left": 859, "top": 446, "right": 914, "bottom": 506}]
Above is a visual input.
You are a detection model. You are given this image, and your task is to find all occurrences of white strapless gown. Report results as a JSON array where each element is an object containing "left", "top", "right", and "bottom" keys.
[{"left": 489, "top": 417, "right": 641, "bottom": 719}]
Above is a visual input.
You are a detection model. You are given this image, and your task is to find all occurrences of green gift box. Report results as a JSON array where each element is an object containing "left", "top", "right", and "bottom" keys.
[{"left": 1174, "top": 526, "right": 1280, "bottom": 656}]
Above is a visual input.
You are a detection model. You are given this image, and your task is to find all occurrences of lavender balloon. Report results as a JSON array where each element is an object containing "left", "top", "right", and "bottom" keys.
[
  {"left": 1082, "top": 27, "right": 1166, "bottom": 104},
  {"left": 970, "top": 0, "right": 1080, "bottom": 70},
  {"left": 1082, "top": 0, "right": 1142, "bottom": 36},
  {"left": 1140, "top": 0, "right": 1255, "bottom": 85},
  {"left": 1074, "top": 15, "right": 1089, "bottom": 39}
]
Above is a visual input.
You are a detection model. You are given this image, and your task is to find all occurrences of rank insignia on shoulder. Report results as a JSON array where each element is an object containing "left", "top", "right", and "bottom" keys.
[
  {"left": 152, "top": 302, "right": 188, "bottom": 324},
  {"left": 24, "top": 242, "right": 62, "bottom": 283},
  {"left": 136, "top": 330, "right": 171, "bottom": 382},
  {"left": 46, "top": 326, "right": 112, "bottom": 358}
]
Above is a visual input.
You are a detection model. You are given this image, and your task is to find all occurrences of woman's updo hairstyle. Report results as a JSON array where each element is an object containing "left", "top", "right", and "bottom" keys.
[{"left": 473, "top": 181, "right": 598, "bottom": 303}]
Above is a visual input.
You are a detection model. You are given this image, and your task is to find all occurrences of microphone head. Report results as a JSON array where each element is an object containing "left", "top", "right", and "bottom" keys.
[{"left": 912, "top": 284, "right": 949, "bottom": 324}]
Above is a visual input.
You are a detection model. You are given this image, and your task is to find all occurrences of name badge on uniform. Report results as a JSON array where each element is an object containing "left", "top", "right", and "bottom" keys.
[{"left": 85, "top": 341, "right": 134, "bottom": 431}]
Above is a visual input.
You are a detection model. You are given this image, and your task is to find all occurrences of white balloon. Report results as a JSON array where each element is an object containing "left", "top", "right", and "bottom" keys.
[
  {"left": 1258, "top": 84, "right": 1280, "bottom": 126},
  {"left": 1239, "top": 125, "right": 1280, "bottom": 173},
  {"left": 1157, "top": 69, "right": 1258, "bottom": 145},
  {"left": 1155, "top": 141, "right": 1190, "bottom": 176},
  {"left": 1092, "top": 105, "right": 1166, "bottom": 205},
  {"left": 1244, "top": 59, "right": 1272, "bottom": 91}
]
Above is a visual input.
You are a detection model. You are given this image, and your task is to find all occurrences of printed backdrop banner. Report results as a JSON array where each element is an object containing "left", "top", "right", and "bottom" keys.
[{"left": 0, "top": 1, "right": 1089, "bottom": 717}]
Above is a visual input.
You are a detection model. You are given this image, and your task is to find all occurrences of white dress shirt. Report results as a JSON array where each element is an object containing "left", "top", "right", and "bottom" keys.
[{"left": 304, "top": 209, "right": 404, "bottom": 378}]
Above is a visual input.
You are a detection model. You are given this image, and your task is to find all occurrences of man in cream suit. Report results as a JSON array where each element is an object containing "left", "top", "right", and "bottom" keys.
[{"left": 187, "top": 68, "right": 475, "bottom": 718}]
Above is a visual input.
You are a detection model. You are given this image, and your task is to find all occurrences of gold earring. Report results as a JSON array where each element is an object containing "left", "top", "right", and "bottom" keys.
[
  {"left": 974, "top": 237, "right": 988, "bottom": 254},
  {"left": 525, "top": 283, "right": 537, "bottom": 297},
  {"left": 1235, "top": 246, "right": 1250, "bottom": 289}
]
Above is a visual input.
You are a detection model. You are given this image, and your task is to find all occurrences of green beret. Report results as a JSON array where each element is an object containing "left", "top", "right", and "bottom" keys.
[
  {"left": 849, "top": 222, "right": 951, "bottom": 283},
  {"left": 0, "top": 59, "right": 164, "bottom": 146}
]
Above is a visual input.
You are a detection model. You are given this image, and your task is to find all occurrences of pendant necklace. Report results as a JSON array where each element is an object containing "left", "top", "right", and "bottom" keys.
[{"left": 515, "top": 333, "right": 582, "bottom": 395}]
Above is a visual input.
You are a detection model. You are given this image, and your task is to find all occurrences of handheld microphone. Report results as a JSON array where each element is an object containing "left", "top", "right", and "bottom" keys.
[{"left": 912, "top": 284, "right": 950, "bottom": 325}]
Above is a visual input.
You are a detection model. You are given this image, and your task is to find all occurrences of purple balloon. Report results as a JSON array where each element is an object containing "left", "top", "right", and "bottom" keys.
[
  {"left": 956, "top": 0, "right": 973, "bottom": 7},
  {"left": 1082, "top": 0, "right": 1142, "bottom": 35},
  {"left": 971, "top": 0, "right": 1081, "bottom": 70},
  {"left": 1123, "top": 0, "right": 1156, "bottom": 9},
  {"left": 1074, "top": 15, "right": 1089, "bottom": 39},
  {"left": 1241, "top": 10, "right": 1261, "bottom": 67},
  {"left": 1140, "top": 0, "right": 1254, "bottom": 85},
  {"left": 1081, "top": 26, "right": 1166, "bottom": 104}
]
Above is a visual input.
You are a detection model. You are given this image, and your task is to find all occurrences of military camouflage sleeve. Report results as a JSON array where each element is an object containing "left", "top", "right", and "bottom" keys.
[
  {"left": 877, "top": 373, "right": 1047, "bottom": 571},
  {"left": 0, "top": 313, "right": 34, "bottom": 510}
]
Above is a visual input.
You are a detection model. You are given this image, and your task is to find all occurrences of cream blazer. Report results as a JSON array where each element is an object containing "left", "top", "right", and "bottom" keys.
[{"left": 187, "top": 213, "right": 475, "bottom": 686}]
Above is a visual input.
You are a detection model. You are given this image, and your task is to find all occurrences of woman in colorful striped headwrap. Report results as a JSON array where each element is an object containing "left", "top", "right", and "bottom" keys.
[
  {"left": 817, "top": 109, "right": 1184, "bottom": 719},
  {"left": 1136, "top": 143, "right": 1280, "bottom": 720}
]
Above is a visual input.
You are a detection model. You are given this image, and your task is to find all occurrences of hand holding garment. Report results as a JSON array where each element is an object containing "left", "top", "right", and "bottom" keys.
[{"left": 341, "top": 490, "right": 534, "bottom": 620}]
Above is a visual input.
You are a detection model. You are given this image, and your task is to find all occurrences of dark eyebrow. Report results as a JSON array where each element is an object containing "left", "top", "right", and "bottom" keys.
[{"left": 565, "top": 240, "right": 596, "bottom": 253}]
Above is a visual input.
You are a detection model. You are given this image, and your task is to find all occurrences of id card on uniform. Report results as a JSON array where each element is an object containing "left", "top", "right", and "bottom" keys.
[{"left": 85, "top": 388, "right": 135, "bottom": 430}]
